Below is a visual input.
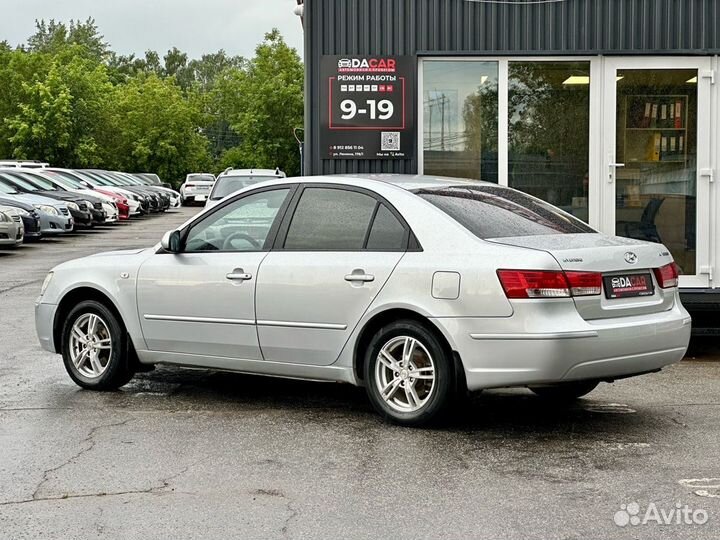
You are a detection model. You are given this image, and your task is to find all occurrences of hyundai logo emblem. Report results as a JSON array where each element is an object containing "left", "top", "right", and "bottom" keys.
[{"left": 624, "top": 252, "right": 638, "bottom": 264}]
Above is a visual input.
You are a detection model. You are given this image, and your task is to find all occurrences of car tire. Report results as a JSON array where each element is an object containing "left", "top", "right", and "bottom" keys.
[
  {"left": 364, "top": 319, "right": 454, "bottom": 426},
  {"left": 60, "top": 300, "right": 135, "bottom": 391},
  {"left": 529, "top": 381, "right": 599, "bottom": 401}
]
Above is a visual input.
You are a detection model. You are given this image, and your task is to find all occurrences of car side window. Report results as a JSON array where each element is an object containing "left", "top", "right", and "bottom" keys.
[
  {"left": 184, "top": 188, "right": 290, "bottom": 252},
  {"left": 366, "top": 204, "right": 407, "bottom": 250},
  {"left": 283, "top": 188, "right": 377, "bottom": 250}
]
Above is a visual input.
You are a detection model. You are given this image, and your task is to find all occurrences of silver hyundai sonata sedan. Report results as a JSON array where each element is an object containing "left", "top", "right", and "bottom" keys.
[{"left": 35, "top": 175, "right": 691, "bottom": 425}]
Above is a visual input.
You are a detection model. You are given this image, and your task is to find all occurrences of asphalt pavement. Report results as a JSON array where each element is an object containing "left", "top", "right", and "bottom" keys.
[{"left": 1, "top": 207, "right": 719, "bottom": 539}]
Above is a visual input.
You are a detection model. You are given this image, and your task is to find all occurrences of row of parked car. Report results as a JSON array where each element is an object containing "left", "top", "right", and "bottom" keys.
[{"left": 0, "top": 161, "right": 182, "bottom": 248}]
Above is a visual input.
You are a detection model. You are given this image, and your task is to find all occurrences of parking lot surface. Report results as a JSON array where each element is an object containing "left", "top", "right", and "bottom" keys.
[{"left": 1, "top": 208, "right": 719, "bottom": 539}]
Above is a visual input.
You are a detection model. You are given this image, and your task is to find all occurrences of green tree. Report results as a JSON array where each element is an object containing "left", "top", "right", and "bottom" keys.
[
  {"left": 106, "top": 74, "right": 211, "bottom": 183},
  {"left": 3, "top": 45, "right": 114, "bottom": 166},
  {"left": 0, "top": 47, "right": 48, "bottom": 157},
  {"left": 27, "top": 18, "right": 108, "bottom": 61},
  {"left": 2, "top": 20, "right": 303, "bottom": 179},
  {"left": 163, "top": 47, "right": 193, "bottom": 89},
  {"left": 5, "top": 64, "right": 73, "bottom": 163},
  {"left": 189, "top": 51, "right": 245, "bottom": 92},
  {"left": 212, "top": 29, "right": 303, "bottom": 175}
]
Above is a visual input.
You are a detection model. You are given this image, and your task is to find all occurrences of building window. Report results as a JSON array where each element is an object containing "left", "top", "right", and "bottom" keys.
[
  {"left": 508, "top": 62, "right": 591, "bottom": 222},
  {"left": 422, "top": 61, "right": 498, "bottom": 182}
]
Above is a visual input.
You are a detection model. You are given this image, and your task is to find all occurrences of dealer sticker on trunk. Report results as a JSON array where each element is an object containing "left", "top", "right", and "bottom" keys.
[{"left": 604, "top": 273, "right": 655, "bottom": 299}]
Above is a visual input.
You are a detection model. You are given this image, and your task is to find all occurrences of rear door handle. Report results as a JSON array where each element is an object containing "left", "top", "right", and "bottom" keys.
[
  {"left": 345, "top": 272, "right": 375, "bottom": 283},
  {"left": 226, "top": 268, "right": 252, "bottom": 281}
]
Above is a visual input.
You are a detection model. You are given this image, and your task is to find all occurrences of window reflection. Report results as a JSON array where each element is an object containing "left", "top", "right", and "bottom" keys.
[
  {"left": 508, "top": 62, "right": 591, "bottom": 222},
  {"left": 423, "top": 61, "right": 498, "bottom": 181},
  {"left": 615, "top": 69, "right": 698, "bottom": 275}
]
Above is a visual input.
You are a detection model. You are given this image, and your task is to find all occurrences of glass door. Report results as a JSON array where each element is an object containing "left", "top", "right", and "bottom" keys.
[{"left": 602, "top": 58, "right": 713, "bottom": 288}]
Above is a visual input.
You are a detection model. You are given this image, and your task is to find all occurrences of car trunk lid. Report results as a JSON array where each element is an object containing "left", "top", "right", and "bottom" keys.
[{"left": 487, "top": 233, "right": 676, "bottom": 320}]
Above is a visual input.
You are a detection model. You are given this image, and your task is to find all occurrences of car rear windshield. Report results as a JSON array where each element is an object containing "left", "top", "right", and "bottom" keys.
[
  {"left": 211, "top": 176, "right": 269, "bottom": 200},
  {"left": 416, "top": 185, "right": 594, "bottom": 239},
  {"left": 188, "top": 174, "right": 214, "bottom": 182}
]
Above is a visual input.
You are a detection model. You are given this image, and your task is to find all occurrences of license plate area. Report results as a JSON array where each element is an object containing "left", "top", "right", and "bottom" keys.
[{"left": 603, "top": 273, "right": 655, "bottom": 299}]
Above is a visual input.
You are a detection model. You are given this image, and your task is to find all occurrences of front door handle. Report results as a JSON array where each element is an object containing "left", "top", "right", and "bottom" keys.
[
  {"left": 345, "top": 271, "right": 375, "bottom": 283},
  {"left": 226, "top": 268, "right": 252, "bottom": 281}
]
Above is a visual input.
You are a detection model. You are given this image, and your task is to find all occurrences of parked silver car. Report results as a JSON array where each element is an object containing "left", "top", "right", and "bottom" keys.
[
  {"left": 0, "top": 207, "right": 24, "bottom": 247},
  {"left": 35, "top": 175, "right": 691, "bottom": 425},
  {"left": 0, "top": 175, "right": 73, "bottom": 234}
]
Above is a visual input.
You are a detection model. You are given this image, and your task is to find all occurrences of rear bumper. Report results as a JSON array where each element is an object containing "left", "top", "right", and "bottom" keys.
[
  {"left": 182, "top": 192, "right": 210, "bottom": 203},
  {"left": 432, "top": 295, "right": 691, "bottom": 391}
]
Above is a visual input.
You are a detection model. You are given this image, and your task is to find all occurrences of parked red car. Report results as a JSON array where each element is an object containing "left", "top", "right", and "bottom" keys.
[{"left": 95, "top": 189, "right": 130, "bottom": 220}]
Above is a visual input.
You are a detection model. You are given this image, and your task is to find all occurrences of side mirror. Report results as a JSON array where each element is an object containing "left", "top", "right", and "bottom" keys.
[{"left": 161, "top": 230, "right": 182, "bottom": 253}]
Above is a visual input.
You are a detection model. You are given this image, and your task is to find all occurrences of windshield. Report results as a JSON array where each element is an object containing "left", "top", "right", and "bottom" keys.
[
  {"left": 0, "top": 177, "right": 20, "bottom": 194},
  {"left": 21, "top": 174, "right": 58, "bottom": 191},
  {"left": 44, "top": 170, "right": 84, "bottom": 189},
  {"left": 416, "top": 185, "right": 595, "bottom": 239},
  {"left": 91, "top": 172, "right": 122, "bottom": 186},
  {"left": 107, "top": 174, "right": 131, "bottom": 186},
  {"left": 79, "top": 171, "right": 110, "bottom": 186},
  {"left": 211, "top": 176, "right": 267, "bottom": 200},
  {"left": 140, "top": 173, "right": 161, "bottom": 184},
  {"left": 2, "top": 173, "right": 41, "bottom": 192},
  {"left": 118, "top": 174, "right": 140, "bottom": 185}
]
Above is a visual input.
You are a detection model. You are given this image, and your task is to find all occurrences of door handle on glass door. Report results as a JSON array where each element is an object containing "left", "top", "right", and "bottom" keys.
[
  {"left": 226, "top": 268, "right": 252, "bottom": 281},
  {"left": 344, "top": 271, "right": 375, "bottom": 283},
  {"left": 609, "top": 160, "right": 625, "bottom": 183}
]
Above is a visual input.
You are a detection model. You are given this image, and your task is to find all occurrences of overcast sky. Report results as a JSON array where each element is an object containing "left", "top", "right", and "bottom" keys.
[{"left": 0, "top": 0, "right": 305, "bottom": 59}]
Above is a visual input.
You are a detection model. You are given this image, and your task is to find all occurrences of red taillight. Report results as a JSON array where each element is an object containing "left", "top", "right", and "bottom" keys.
[
  {"left": 653, "top": 262, "right": 679, "bottom": 289},
  {"left": 565, "top": 271, "right": 603, "bottom": 297},
  {"left": 497, "top": 270, "right": 603, "bottom": 299},
  {"left": 185, "top": 183, "right": 195, "bottom": 188},
  {"left": 497, "top": 270, "right": 570, "bottom": 299}
]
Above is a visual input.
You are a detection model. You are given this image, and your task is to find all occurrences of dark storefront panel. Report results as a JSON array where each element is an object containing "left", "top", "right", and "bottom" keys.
[{"left": 305, "top": 0, "right": 720, "bottom": 175}]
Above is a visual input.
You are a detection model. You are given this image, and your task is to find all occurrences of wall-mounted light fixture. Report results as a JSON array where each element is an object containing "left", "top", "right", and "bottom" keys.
[{"left": 294, "top": 0, "right": 305, "bottom": 25}]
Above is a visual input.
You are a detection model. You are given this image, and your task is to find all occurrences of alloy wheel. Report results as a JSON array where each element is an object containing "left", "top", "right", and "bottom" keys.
[
  {"left": 374, "top": 336, "right": 436, "bottom": 413},
  {"left": 69, "top": 313, "right": 113, "bottom": 378}
]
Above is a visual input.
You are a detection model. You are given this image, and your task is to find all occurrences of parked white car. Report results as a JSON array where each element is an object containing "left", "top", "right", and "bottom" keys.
[
  {"left": 35, "top": 175, "right": 691, "bottom": 425},
  {"left": 180, "top": 173, "right": 215, "bottom": 205},
  {"left": 206, "top": 168, "right": 286, "bottom": 209}
]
